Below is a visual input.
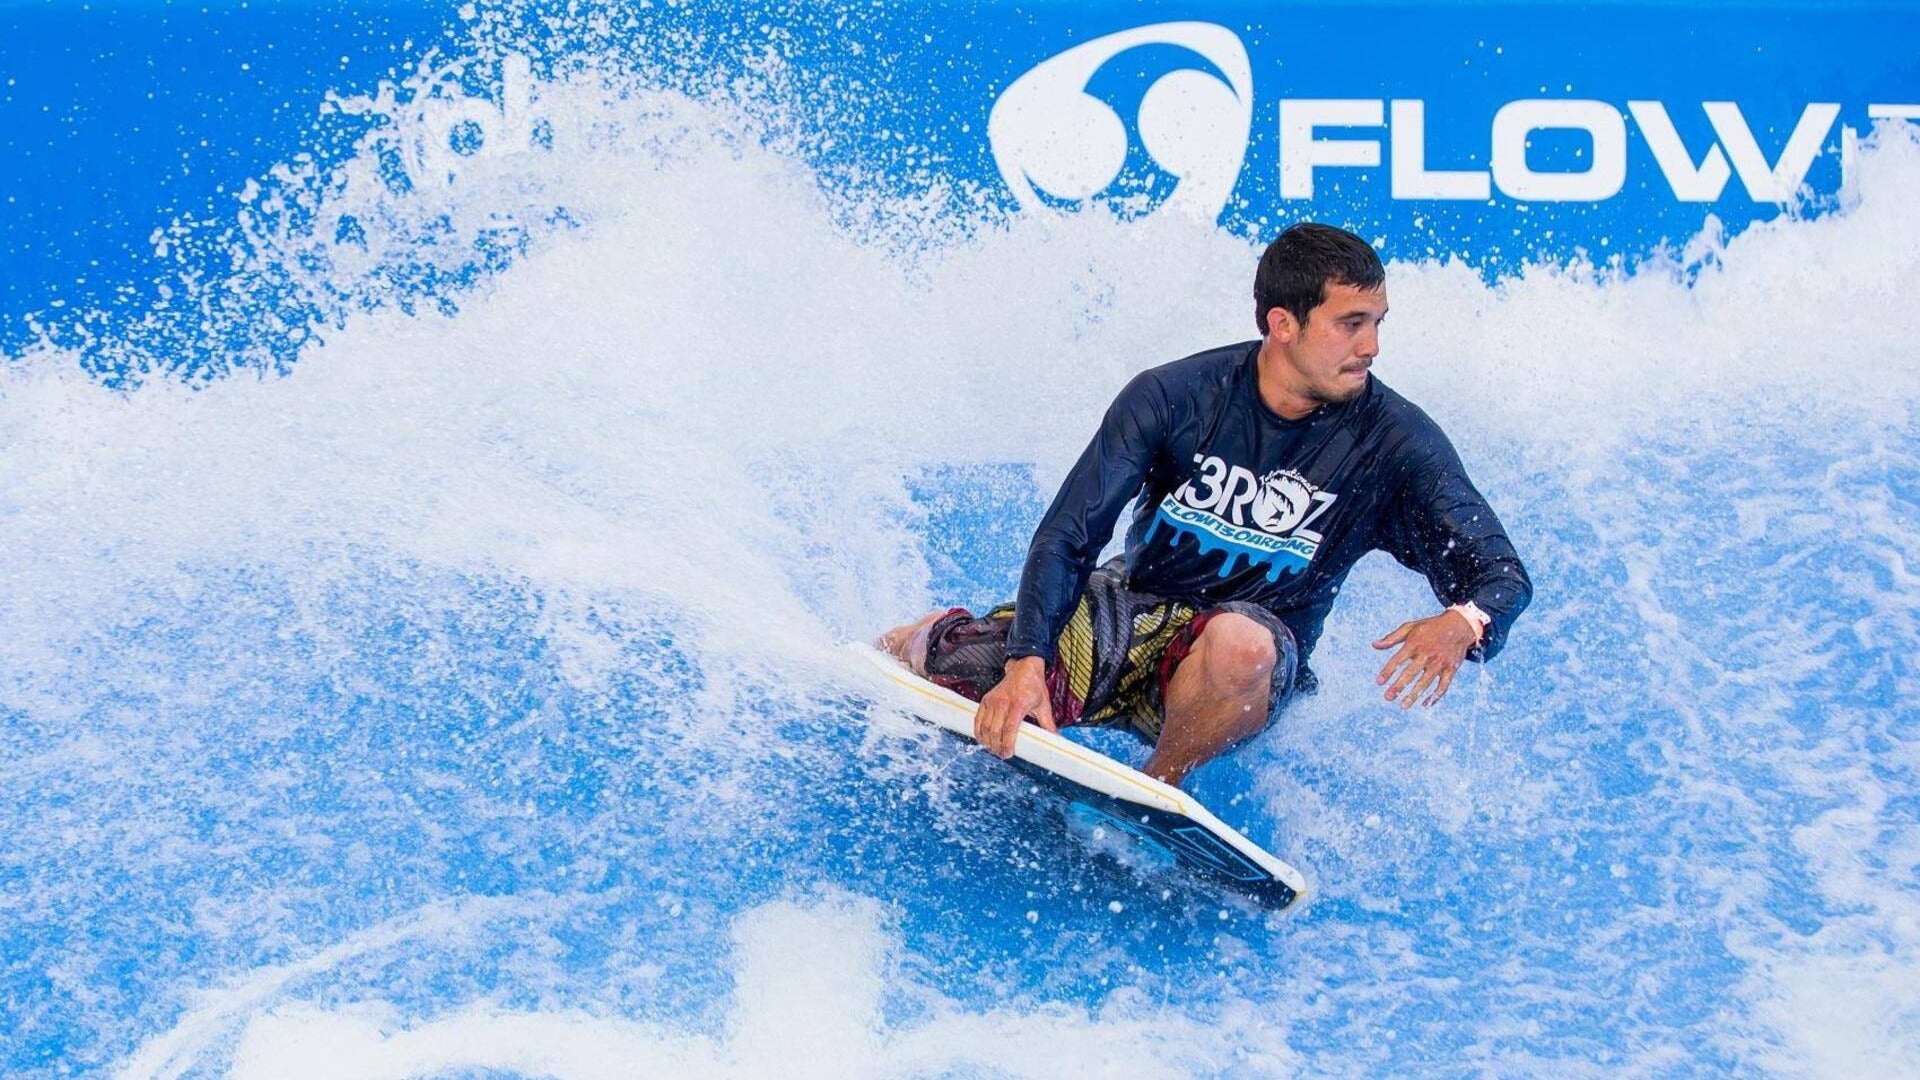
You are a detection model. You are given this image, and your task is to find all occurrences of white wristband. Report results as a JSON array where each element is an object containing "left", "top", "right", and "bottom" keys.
[{"left": 1448, "top": 602, "right": 1491, "bottom": 643}]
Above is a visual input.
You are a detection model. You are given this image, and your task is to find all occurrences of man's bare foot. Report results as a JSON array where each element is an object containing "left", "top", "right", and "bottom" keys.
[{"left": 875, "top": 609, "right": 950, "bottom": 674}]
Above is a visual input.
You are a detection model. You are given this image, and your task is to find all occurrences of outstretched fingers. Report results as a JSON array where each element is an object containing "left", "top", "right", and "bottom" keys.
[
  {"left": 1376, "top": 643, "right": 1415, "bottom": 688},
  {"left": 1373, "top": 622, "right": 1414, "bottom": 650},
  {"left": 1385, "top": 654, "right": 1426, "bottom": 703},
  {"left": 1399, "top": 666, "right": 1438, "bottom": 709}
]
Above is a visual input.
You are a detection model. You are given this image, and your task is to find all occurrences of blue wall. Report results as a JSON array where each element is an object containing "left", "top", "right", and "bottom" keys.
[
  {"left": 0, "top": 1, "right": 459, "bottom": 314},
  {"left": 4, "top": 1, "right": 1916, "bottom": 357},
  {"left": 944, "top": 2, "right": 1917, "bottom": 262}
]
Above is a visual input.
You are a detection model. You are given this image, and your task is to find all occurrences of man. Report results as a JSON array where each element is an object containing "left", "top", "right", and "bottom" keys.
[{"left": 879, "top": 223, "right": 1531, "bottom": 789}]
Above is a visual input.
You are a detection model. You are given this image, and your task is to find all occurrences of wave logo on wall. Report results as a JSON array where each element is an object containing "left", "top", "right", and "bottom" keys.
[{"left": 987, "top": 22, "right": 1252, "bottom": 221}]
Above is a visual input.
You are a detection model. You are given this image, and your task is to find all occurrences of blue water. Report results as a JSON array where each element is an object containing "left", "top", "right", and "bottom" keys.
[{"left": 4, "top": 4, "right": 1919, "bottom": 1078}]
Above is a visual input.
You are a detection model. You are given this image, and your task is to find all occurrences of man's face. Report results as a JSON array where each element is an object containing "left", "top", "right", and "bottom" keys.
[{"left": 1269, "top": 281, "right": 1388, "bottom": 406}]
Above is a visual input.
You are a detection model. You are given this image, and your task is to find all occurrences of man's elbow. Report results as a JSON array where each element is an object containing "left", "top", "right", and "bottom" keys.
[
  {"left": 1500, "top": 564, "right": 1534, "bottom": 622},
  {"left": 1027, "top": 528, "right": 1102, "bottom": 569}
]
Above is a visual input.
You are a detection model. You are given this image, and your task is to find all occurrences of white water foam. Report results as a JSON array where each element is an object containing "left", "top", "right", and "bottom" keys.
[
  {"left": 4, "top": 24, "right": 1919, "bottom": 1077},
  {"left": 152, "top": 893, "right": 1279, "bottom": 1080}
]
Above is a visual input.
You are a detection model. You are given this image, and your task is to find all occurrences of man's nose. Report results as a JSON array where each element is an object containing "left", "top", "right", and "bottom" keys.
[{"left": 1358, "top": 324, "right": 1380, "bottom": 358}]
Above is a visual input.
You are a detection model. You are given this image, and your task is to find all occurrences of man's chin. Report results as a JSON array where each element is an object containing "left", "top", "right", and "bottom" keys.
[{"left": 1322, "top": 373, "right": 1369, "bottom": 402}]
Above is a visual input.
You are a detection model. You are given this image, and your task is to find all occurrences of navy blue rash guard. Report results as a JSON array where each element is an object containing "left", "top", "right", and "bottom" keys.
[{"left": 1007, "top": 341, "right": 1533, "bottom": 680}]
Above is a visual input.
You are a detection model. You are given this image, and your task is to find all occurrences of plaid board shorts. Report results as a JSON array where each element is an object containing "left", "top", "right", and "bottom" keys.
[{"left": 921, "top": 559, "right": 1300, "bottom": 744}]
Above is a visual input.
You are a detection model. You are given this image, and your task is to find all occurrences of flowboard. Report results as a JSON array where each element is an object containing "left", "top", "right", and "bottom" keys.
[{"left": 850, "top": 644, "right": 1308, "bottom": 909}]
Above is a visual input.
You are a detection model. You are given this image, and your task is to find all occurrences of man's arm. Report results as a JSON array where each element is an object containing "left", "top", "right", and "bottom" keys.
[
  {"left": 973, "top": 371, "right": 1170, "bottom": 757},
  {"left": 1371, "top": 430, "right": 1533, "bottom": 707},
  {"left": 1005, "top": 370, "right": 1172, "bottom": 661}
]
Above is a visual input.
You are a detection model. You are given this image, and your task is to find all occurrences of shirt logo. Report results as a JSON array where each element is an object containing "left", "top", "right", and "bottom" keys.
[{"left": 1149, "top": 456, "right": 1337, "bottom": 581}]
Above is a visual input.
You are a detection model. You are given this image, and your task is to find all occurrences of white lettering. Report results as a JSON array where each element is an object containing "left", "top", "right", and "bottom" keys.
[
  {"left": 1188, "top": 456, "right": 1229, "bottom": 512},
  {"left": 1294, "top": 491, "right": 1339, "bottom": 544},
  {"left": 1389, "top": 100, "right": 1490, "bottom": 200},
  {"left": 1703, "top": 101, "right": 1840, "bottom": 203},
  {"left": 1279, "top": 99, "right": 1382, "bottom": 198},
  {"left": 1258, "top": 94, "right": 1839, "bottom": 206},
  {"left": 1628, "top": 100, "right": 1733, "bottom": 202},
  {"left": 405, "top": 54, "right": 541, "bottom": 186},
  {"left": 1491, "top": 99, "right": 1627, "bottom": 201},
  {"left": 1223, "top": 465, "right": 1259, "bottom": 524},
  {"left": 1631, "top": 101, "right": 1838, "bottom": 203},
  {"left": 995, "top": 28, "right": 1855, "bottom": 213}
]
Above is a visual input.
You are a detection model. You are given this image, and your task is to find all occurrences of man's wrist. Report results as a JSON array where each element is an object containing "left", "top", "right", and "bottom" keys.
[
  {"left": 1005, "top": 654, "right": 1047, "bottom": 676},
  {"left": 1447, "top": 602, "right": 1491, "bottom": 643}
]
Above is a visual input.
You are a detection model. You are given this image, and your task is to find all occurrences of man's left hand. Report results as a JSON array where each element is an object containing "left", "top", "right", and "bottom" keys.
[{"left": 1372, "top": 611, "right": 1479, "bottom": 708}]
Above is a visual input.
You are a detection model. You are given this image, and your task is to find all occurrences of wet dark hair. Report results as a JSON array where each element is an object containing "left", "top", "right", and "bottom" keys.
[{"left": 1253, "top": 223, "right": 1386, "bottom": 334}]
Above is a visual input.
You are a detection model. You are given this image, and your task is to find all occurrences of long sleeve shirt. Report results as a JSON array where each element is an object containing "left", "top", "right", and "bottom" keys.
[{"left": 1007, "top": 341, "right": 1533, "bottom": 679}]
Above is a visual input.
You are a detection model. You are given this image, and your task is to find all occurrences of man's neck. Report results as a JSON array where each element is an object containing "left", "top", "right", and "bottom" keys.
[{"left": 1255, "top": 338, "right": 1319, "bottom": 420}]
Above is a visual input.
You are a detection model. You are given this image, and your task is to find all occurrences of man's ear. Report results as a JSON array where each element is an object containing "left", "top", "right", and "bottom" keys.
[{"left": 1263, "top": 306, "right": 1297, "bottom": 342}]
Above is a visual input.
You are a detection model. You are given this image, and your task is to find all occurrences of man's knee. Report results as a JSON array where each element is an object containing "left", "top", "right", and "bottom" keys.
[{"left": 1192, "top": 612, "right": 1277, "bottom": 691}]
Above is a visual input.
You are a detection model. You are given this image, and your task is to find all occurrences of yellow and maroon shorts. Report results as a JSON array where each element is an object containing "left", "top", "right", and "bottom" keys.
[{"left": 921, "top": 559, "right": 1299, "bottom": 744}]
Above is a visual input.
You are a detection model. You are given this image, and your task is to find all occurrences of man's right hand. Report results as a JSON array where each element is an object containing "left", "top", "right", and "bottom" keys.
[{"left": 973, "top": 656, "right": 1057, "bottom": 758}]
